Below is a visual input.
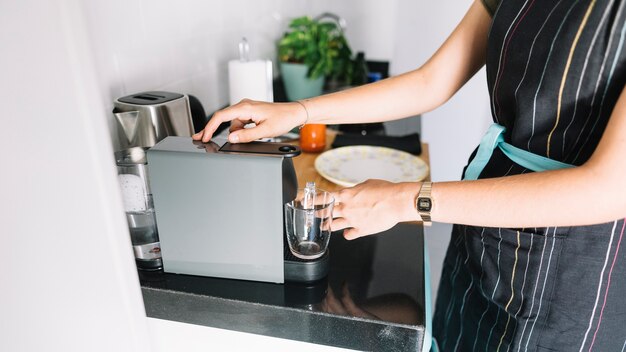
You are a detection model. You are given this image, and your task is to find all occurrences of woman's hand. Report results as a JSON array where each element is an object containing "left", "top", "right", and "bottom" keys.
[
  {"left": 331, "top": 180, "right": 420, "bottom": 240},
  {"left": 192, "top": 99, "right": 307, "bottom": 143}
]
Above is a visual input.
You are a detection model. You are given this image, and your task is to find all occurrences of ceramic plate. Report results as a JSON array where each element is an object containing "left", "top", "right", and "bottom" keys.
[{"left": 314, "top": 146, "right": 429, "bottom": 187}]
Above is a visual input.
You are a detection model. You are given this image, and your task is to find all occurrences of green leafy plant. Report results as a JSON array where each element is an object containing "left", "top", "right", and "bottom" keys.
[{"left": 278, "top": 16, "right": 354, "bottom": 82}]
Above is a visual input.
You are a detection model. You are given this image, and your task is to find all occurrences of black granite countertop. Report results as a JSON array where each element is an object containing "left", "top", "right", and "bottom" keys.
[{"left": 140, "top": 223, "right": 426, "bottom": 351}]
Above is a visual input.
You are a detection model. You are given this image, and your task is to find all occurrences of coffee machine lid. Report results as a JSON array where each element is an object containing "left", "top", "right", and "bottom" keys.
[{"left": 117, "top": 91, "right": 184, "bottom": 106}]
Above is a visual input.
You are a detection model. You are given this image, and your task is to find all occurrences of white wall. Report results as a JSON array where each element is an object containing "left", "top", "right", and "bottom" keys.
[
  {"left": 1, "top": 1, "right": 151, "bottom": 351},
  {"left": 308, "top": 0, "right": 399, "bottom": 61},
  {"left": 81, "top": 0, "right": 399, "bottom": 151},
  {"left": 391, "top": 0, "right": 492, "bottom": 301}
]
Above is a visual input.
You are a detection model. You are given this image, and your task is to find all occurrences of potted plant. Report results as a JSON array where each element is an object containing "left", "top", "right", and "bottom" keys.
[{"left": 278, "top": 16, "right": 354, "bottom": 101}]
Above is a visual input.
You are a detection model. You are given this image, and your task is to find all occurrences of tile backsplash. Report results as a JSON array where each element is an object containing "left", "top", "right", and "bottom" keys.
[{"left": 81, "top": 0, "right": 398, "bottom": 149}]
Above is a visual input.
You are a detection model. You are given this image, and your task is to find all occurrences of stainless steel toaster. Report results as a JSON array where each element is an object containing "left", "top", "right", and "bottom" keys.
[{"left": 113, "top": 91, "right": 194, "bottom": 150}]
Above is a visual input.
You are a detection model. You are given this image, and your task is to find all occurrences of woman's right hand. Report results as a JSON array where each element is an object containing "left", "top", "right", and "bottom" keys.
[{"left": 192, "top": 99, "right": 307, "bottom": 144}]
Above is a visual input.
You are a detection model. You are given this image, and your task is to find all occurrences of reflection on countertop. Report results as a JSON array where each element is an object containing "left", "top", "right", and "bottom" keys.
[{"left": 140, "top": 222, "right": 426, "bottom": 351}]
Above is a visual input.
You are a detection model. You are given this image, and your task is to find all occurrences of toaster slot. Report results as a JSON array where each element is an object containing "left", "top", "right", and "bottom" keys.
[{"left": 133, "top": 93, "right": 165, "bottom": 101}]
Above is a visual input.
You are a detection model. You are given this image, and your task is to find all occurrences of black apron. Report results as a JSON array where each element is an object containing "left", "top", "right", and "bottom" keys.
[{"left": 432, "top": 0, "right": 626, "bottom": 351}]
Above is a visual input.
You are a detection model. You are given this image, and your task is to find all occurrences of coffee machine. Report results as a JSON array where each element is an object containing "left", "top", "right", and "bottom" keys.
[{"left": 146, "top": 137, "right": 329, "bottom": 284}]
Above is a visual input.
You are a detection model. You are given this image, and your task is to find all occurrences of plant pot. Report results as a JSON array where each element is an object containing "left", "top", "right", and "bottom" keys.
[{"left": 280, "top": 62, "right": 325, "bottom": 101}]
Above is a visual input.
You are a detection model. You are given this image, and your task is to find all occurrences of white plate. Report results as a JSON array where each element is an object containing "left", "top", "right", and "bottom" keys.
[{"left": 314, "top": 146, "right": 429, "bottom": 187}]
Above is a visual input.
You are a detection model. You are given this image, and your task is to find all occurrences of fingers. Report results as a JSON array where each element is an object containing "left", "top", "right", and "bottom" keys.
[
  {"left": 343, "top": 228, "right": 363, "bottom": 241},
  {"left": 330, "top": 191, "right": 340, "bottom": 205},
  {"left": 229, "top": 119, "right": 246, "bottom": 132},
  {"left": 332, "top": 202, "right": 343, "bottom": 218},
  {"left": 332, "top": 219, "right": 361, "bottom": 241},
  {"left": 194, "top": 109, "right": 235, "bottom": 143},
  {"left": 228, "top": 122, "right": 273, "bottom": 143},
  {"left": 193, "top": 100, "right": 254, "bottom": 142},
  {"left": 331, "top": 188, "right": 352, "bottom": 206},
  {"left": 192, "top": 100, "right": 305, "bottom": 143},
  {"left": 331, "top": 217, "right": 349, "bottom": 232},
  {"left": 329, "top": 190, "right": 344, "bottom": 217},
  {"left": 331, "top": 193, "right": 360, "bottom": 238},
  {"left": 193, "top": 113, "right": 221, "bottom": 142}
]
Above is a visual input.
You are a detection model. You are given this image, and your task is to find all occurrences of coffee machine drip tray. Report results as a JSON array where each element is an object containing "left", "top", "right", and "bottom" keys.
[{"left": 284, "top": 243, "right": 329, "bottom": 283}]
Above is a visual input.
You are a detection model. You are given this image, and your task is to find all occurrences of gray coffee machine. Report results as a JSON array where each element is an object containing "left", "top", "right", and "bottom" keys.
[{"left": 146, "top": 137, "right": 329, "bottom": 284}]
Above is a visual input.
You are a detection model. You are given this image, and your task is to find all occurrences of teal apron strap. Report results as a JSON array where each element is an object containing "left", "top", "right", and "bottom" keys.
[
  {"left": 499, "top": 141, "right": 574, "bottom": 172},
  {"left": 463, "top": 123, "right": 574, "bottom": 181},
  {"left": 464, "top": 124, "right": 506, "bottom": 180}
]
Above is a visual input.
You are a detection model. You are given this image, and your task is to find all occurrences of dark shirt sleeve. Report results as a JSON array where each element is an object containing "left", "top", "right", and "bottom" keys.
[{"left": 480, "top": 0, "right": 500, "bottom": 17}]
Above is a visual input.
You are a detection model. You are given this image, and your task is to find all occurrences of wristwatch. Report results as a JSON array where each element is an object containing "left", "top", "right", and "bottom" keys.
[{"left": 416, "top": 182, "right": 433, "bottom": 226}]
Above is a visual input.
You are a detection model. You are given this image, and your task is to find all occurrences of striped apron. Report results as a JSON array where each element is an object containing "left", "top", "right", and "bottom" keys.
[{"left": 432, "top": 0, "right": 626, "bottom": 351}]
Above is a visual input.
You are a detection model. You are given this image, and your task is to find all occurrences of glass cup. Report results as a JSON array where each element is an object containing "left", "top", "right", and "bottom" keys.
[
  {"left": 284, "top": 187, "right": 334, "bottom": 260},
  {"left": 115, "top": 147, "right": 163, "bottom": 271}
]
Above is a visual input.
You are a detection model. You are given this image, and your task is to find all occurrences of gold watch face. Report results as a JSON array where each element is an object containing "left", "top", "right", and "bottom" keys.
[{"left": 418, "top": 197, "right": 432, "bottom": 211}]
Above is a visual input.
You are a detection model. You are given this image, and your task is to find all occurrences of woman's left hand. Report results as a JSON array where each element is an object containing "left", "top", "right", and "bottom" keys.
[{"left": 331, "top": 180, "right": 420, "bottom": 240}]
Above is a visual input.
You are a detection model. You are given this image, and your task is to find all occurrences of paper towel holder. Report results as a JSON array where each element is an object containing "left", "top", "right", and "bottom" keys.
[
  {"left": 228, "top": 37, "right": 274, "bottom": 105},
  {"left": 238, "top": 37, "right": 250, "bottom": 62}
]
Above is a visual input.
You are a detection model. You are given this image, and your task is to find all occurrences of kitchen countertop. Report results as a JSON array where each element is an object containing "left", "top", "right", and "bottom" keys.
[
  {"left": 140, "top": 222, "right": 426, "bottom": 351},
  {"left": 140, "top": 132, "right": 430, "bottom": 351}
]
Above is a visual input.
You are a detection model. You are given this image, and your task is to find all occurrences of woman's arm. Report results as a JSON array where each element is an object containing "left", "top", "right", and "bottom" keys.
[
  {"left": 303, "top": 0, "right": 491, "bottom": 125},
  {"left": 332, "top": 86, "right": 626, "bottom": 239},
  {"left": 195, "top": 0, "right": 491, "bottom": 143}
]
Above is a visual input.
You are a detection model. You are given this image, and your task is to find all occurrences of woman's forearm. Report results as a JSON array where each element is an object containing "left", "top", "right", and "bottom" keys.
[
  {"left": 302, "top": 0, "right": 491, "bottom": 125},
  {"left": 302, "top": 71, "right": 442, "bottom": 125},
  {"left": 330, "top": 164, "right": 624, "bottom": 238},
  {"left": 193, "top": 1, "right": 491, "bottom": 144},
  {"left": 429, "top": 166, "right": 626, "bottom": 228}
]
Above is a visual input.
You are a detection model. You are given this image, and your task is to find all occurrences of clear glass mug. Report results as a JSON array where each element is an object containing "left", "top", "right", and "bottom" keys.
[{"left": 284, "top": 186, "right": 334, "bottom": 260}]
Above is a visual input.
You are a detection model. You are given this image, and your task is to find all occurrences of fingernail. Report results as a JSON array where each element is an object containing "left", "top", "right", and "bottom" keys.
[{"left": 229, "top": 134, "right": 240, "bottom": 143}]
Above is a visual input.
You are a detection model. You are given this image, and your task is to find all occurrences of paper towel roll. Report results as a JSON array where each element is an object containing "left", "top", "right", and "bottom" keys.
[{"left": 228, "top": 60, "right": 274, "bottom": 105}]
